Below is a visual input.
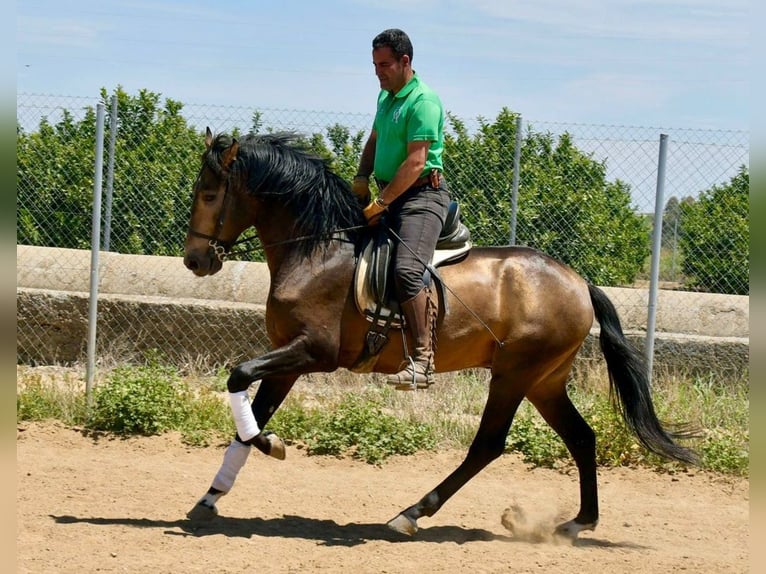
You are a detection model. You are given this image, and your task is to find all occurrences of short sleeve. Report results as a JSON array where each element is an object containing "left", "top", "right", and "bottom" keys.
[{"left": 407, "top": 97, "right": 442, "bottom": 142}]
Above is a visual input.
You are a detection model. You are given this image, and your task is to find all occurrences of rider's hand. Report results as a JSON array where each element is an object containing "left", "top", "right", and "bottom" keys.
[
  {"left": 352, "top": 176, "right": 371, "bottom": 204},
  {"left": 363, "top": 198, "right": 386, "bottom": 225}
]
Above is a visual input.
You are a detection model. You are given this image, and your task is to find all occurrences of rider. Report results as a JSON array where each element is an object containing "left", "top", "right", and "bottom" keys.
[{"left": 353, "top": 28, "right": 450, "bottom": 390}]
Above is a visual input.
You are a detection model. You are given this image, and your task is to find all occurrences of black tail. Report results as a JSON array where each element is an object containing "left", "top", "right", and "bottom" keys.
[{"left": 588, "top": 284, "right": 698, "bottom": 464}]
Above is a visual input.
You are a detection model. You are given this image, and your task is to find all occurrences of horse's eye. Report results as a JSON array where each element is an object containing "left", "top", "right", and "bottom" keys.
[{"left": 201, "top": 192, "right": 218, "bottom": 203}]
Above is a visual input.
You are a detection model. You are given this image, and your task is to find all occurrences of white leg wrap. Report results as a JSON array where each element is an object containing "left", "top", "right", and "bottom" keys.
[
  {"left": 210, "top": 439, "right": 252, "bottom": 493},
  {"left": 228, "top": 390, "right": 260, "bottom": 442},
  {"left": 198, "top": 491, "right": 223, "bottom": 510}
]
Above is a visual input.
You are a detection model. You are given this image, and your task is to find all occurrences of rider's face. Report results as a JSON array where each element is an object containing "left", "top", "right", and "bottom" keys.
[{"left": 373, "top": 47, "right": 410, "bottom": 94}]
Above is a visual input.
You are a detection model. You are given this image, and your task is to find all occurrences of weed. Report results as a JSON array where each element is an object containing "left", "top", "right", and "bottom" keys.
[{"left": 16, "top": 361, "right": 749, "bottom": 475}]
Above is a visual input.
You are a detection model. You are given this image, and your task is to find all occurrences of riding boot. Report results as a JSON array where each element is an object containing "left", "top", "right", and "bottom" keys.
[{"left": 385, "top": 288, "right": 435, "bottom": 391}]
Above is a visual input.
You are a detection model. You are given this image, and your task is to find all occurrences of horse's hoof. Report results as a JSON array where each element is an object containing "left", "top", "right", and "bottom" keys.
[
  {"left": 555, "top": 519, "right": 597, "bottom": 539},
  {"left": 250, "top": 431, "right": 286, "bottom": 460},
  {"left": 266, "top": 433, "right": 286, "bottom": 460},
  {"left": 387, "top": 513, "right": 418, "bottom": 536},
  {"left": 186, "top": 501, "right": 218, "bottom": 522}
]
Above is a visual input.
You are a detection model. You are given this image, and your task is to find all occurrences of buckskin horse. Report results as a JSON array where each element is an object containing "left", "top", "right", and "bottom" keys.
[{"left": 183, "top": 128, "right": 696, "bottom": 538}]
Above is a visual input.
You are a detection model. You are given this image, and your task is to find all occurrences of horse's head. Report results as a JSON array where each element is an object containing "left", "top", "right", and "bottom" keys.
[{"left": 184, "top": 128, "right": 253, "bottom": 276}]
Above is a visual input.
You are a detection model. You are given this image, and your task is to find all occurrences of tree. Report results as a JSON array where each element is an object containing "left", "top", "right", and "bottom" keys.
[
  {"left": 662, "top": 197, "right": 682, "bottom": 249},
  {"left": 17, "top": 91, "right": 368, "bottom": 259},
  {"left": 102, "top": 87, "right": 203, "bottom": 255},
  {"left": 444, "top": 108, "right": 649, "bottom": 286},
  {"left": 17, "top": 107, "right": 99, "bottom": 248},
  {"left": 679, "top": 166, "right": 749, "bottom": 294},
  {"left": 17, "top": 87, "right": 203, "bottom": 255}
]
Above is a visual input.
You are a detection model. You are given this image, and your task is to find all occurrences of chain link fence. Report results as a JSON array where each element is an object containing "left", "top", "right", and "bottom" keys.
[{"left": 16, "top": 92, "right": 749, "bottom": 374}]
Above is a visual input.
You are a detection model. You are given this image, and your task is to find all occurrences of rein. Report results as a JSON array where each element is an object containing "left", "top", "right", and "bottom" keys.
[
  {"left": 189, "top": 222, "right": 367, "bottom": 262},
  {"left": 222, "top": 225, "right": 367, "bottom": 260}
]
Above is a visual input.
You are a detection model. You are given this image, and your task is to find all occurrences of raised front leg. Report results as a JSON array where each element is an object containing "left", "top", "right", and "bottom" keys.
[
  {"left": 226, "top": 336, "right": 329, "bottom": 443},
  {"left": 187, "top": 336, "right": 330, "bottom": 523},
  {"left": 226, "top": 336, "right": 322, "bottom": 393},
  {"left": 187, "top": 374, "right": 300, "bottom": 522}
]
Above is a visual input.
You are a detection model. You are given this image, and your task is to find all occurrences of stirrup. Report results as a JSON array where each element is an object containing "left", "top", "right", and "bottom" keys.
[{"left": 385, "top": 356, "right": 433, "bottom": 391}]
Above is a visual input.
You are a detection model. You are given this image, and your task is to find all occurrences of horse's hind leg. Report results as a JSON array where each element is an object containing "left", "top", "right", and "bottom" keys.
[
  {"left": 527, "top": 383, "right": 598, "bottom": 538},
  {"left": 187, "top": 375, "right": 297, "bottom": 521},
  {"left": 387, "top": 372, "right": 526, "bottom": 535}
]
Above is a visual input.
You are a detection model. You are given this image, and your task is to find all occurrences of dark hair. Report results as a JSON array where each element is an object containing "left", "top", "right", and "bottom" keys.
[{"left": 372, "top": 28, "right": 413, "bottom": 61}]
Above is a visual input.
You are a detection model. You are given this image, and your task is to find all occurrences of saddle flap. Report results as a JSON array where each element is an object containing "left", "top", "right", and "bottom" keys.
[
  {"left": 354, "top": 229, "right": 404, "bottom": 327},
  {"left": 369, "top": 228, "right": 393, "bottom": 302}
]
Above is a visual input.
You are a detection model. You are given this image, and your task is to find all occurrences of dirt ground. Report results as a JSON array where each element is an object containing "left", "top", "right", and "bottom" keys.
[{"left": 17, "top": 421, "right": 748, "bottom": 574}]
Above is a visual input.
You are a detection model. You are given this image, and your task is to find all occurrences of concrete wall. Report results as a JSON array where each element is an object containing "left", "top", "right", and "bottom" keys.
[{"left": 16, "top": 245, "right": 749, "bottom": 375}]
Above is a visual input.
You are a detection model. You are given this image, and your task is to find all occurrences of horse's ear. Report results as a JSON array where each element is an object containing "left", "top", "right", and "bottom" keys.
[
  {"left": 205, "top": 127, "right": 213, "bottom": 149},
  {"left": 221, "top": 139, "right": 239, "bottom": 169}
]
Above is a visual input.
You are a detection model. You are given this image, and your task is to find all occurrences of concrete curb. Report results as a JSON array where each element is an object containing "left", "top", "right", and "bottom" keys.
[{"left": 16, "top": 245, "right": 749, "bottom": 375}]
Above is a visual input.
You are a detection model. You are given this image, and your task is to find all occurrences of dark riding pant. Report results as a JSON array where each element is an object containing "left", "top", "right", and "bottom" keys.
[{"left": 386, "top": 178, "right": 450, "bottom": 301}]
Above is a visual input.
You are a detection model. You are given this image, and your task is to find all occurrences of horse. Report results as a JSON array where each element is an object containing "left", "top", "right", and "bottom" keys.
[{"left": 182, "top": 128, "right": 696, "bottom": 538}]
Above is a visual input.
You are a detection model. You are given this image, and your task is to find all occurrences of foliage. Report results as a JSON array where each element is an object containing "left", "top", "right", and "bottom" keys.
[
  {"left": 270, "top": 393, "right": 436, "bottom": 465},
  {"left": 506, "top": 394, "right": 655, "bottom": 468},
  {"left": 86, "top": 354, "right": 231, "bottom": 445},
  {"left": 176, "top": 387, "right": 233, "bottom": 447},
  {"left": 17, "top": 107, "right": 99, "bottom": 249},
  {"left": 88, "top": 361, "right": 188, "bottom": 435},
  {"left": 699, "top": 428, "right": 749, "bottom": 474},
  {"left": 18, "top": 91, "right": 651, "bottom": 286},
  {"left": 661, "top": 375, "right": 749, "bottom": 476},
  {"left": 662, "top": 196, "right": 682, "bottom": 249},
  {"left": 16, "top": 89, "right": 747, "bottom": 292},
  {"left": 321, "top": 123, "right": 366, "bottom": 182},
  {"left": 17, "top": 87, "right": 203, "bottom": 255},
  {"left": 443, "top": 108, "right": 650, "bottom": 285},
  {"left": 16, "top": 364, "right": 748, "bottom": 475},
  {"left": 505, "top": 403, "right": 568, "bottom": 466},
  {"left": 679, "top": 166, "right": 749, "bottom": 294},
  {"left": 17, "top": 371, "right": 88, "bottom": 424}
]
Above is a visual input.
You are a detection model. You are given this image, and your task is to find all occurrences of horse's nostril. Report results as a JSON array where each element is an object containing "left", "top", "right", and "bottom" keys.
[{"left": 184, "top": 256, "right": 199, "bottom": 271}]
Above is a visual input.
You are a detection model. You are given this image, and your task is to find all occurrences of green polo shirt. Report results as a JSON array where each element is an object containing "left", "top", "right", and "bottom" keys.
[{"left": 373, "top": 73, "right": 444, "bottom": 182}]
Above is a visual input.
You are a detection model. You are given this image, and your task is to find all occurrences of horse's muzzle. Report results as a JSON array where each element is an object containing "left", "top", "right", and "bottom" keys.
[{"left": 183, "top": 250, "right": 223, "bottom": 277}]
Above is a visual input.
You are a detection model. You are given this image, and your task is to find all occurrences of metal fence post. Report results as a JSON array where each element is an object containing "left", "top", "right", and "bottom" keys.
[
  {"left": 645, "top": 133, "right": 669, "bottom": 382},
  {"left": 86, "top": 103, "right": 106, "bottom": 405},
  {"left": 102, "top": 94, "right": 118, "bottom": 251},
  {"left": 509, "top": 114, "right": 522, "bottom": 245}
]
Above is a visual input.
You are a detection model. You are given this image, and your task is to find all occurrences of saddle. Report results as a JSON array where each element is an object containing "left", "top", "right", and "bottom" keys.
[{"left": 351, "top": 201, "right": 471, "bottom": 371}]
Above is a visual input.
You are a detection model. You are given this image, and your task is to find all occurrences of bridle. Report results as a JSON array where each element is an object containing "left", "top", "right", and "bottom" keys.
[
  {"left": 186, "top": 166, "right": 245, "bottom": 261},
  {"left": 186, "top": 166, "right": 364, "bottom": 262}
]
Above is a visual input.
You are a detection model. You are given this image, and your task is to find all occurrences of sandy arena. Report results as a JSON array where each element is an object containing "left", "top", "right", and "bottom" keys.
[{"left": 16, "top": 420, "right": 748, "bottom": 573}]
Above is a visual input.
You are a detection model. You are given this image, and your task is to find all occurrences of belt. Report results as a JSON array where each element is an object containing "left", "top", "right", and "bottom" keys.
[{"left": 376, "top": 170, "right": 442, "bottom": 190}]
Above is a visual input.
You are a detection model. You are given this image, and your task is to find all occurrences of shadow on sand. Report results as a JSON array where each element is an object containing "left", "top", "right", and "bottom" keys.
[{"left": 51, "top": 513, "right": 648, "bottom": 550}]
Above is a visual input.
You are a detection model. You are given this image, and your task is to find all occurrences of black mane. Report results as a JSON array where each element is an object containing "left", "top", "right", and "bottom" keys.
[{"left": 207, "top": 132, "right": 366, "bottom": 255}]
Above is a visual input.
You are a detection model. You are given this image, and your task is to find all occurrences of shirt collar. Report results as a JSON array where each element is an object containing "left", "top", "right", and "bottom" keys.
[{"left": 391, "top": 72, "right": 419, "bottom": 99}]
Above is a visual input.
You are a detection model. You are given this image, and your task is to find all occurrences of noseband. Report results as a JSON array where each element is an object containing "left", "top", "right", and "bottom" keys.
[{"left": 187, "top": 167, "right": 238, "bottom": 262}]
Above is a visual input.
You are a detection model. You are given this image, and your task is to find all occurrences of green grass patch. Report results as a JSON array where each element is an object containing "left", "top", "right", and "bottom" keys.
[
  {"left": 269, "top": 392, "right": 436, "bottom": 464},
  {"left": 16, "top": 369, "right": 89, "bottom": 424},
  {"left": 16, "top": 361, "right": 748, "bottom": 475}
]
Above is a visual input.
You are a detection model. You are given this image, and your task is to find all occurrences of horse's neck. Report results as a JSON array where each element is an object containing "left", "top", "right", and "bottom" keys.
[
  {"left": 252, "top": 202, "right": 358, "bottom": 279},
  {"left": 261, "top": 232, "right": 353, "bottom": 279}
]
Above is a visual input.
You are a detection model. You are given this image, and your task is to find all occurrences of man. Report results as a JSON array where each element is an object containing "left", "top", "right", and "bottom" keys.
[{"left": 354, "top": 28, "right": 450, "bottom": 390}]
